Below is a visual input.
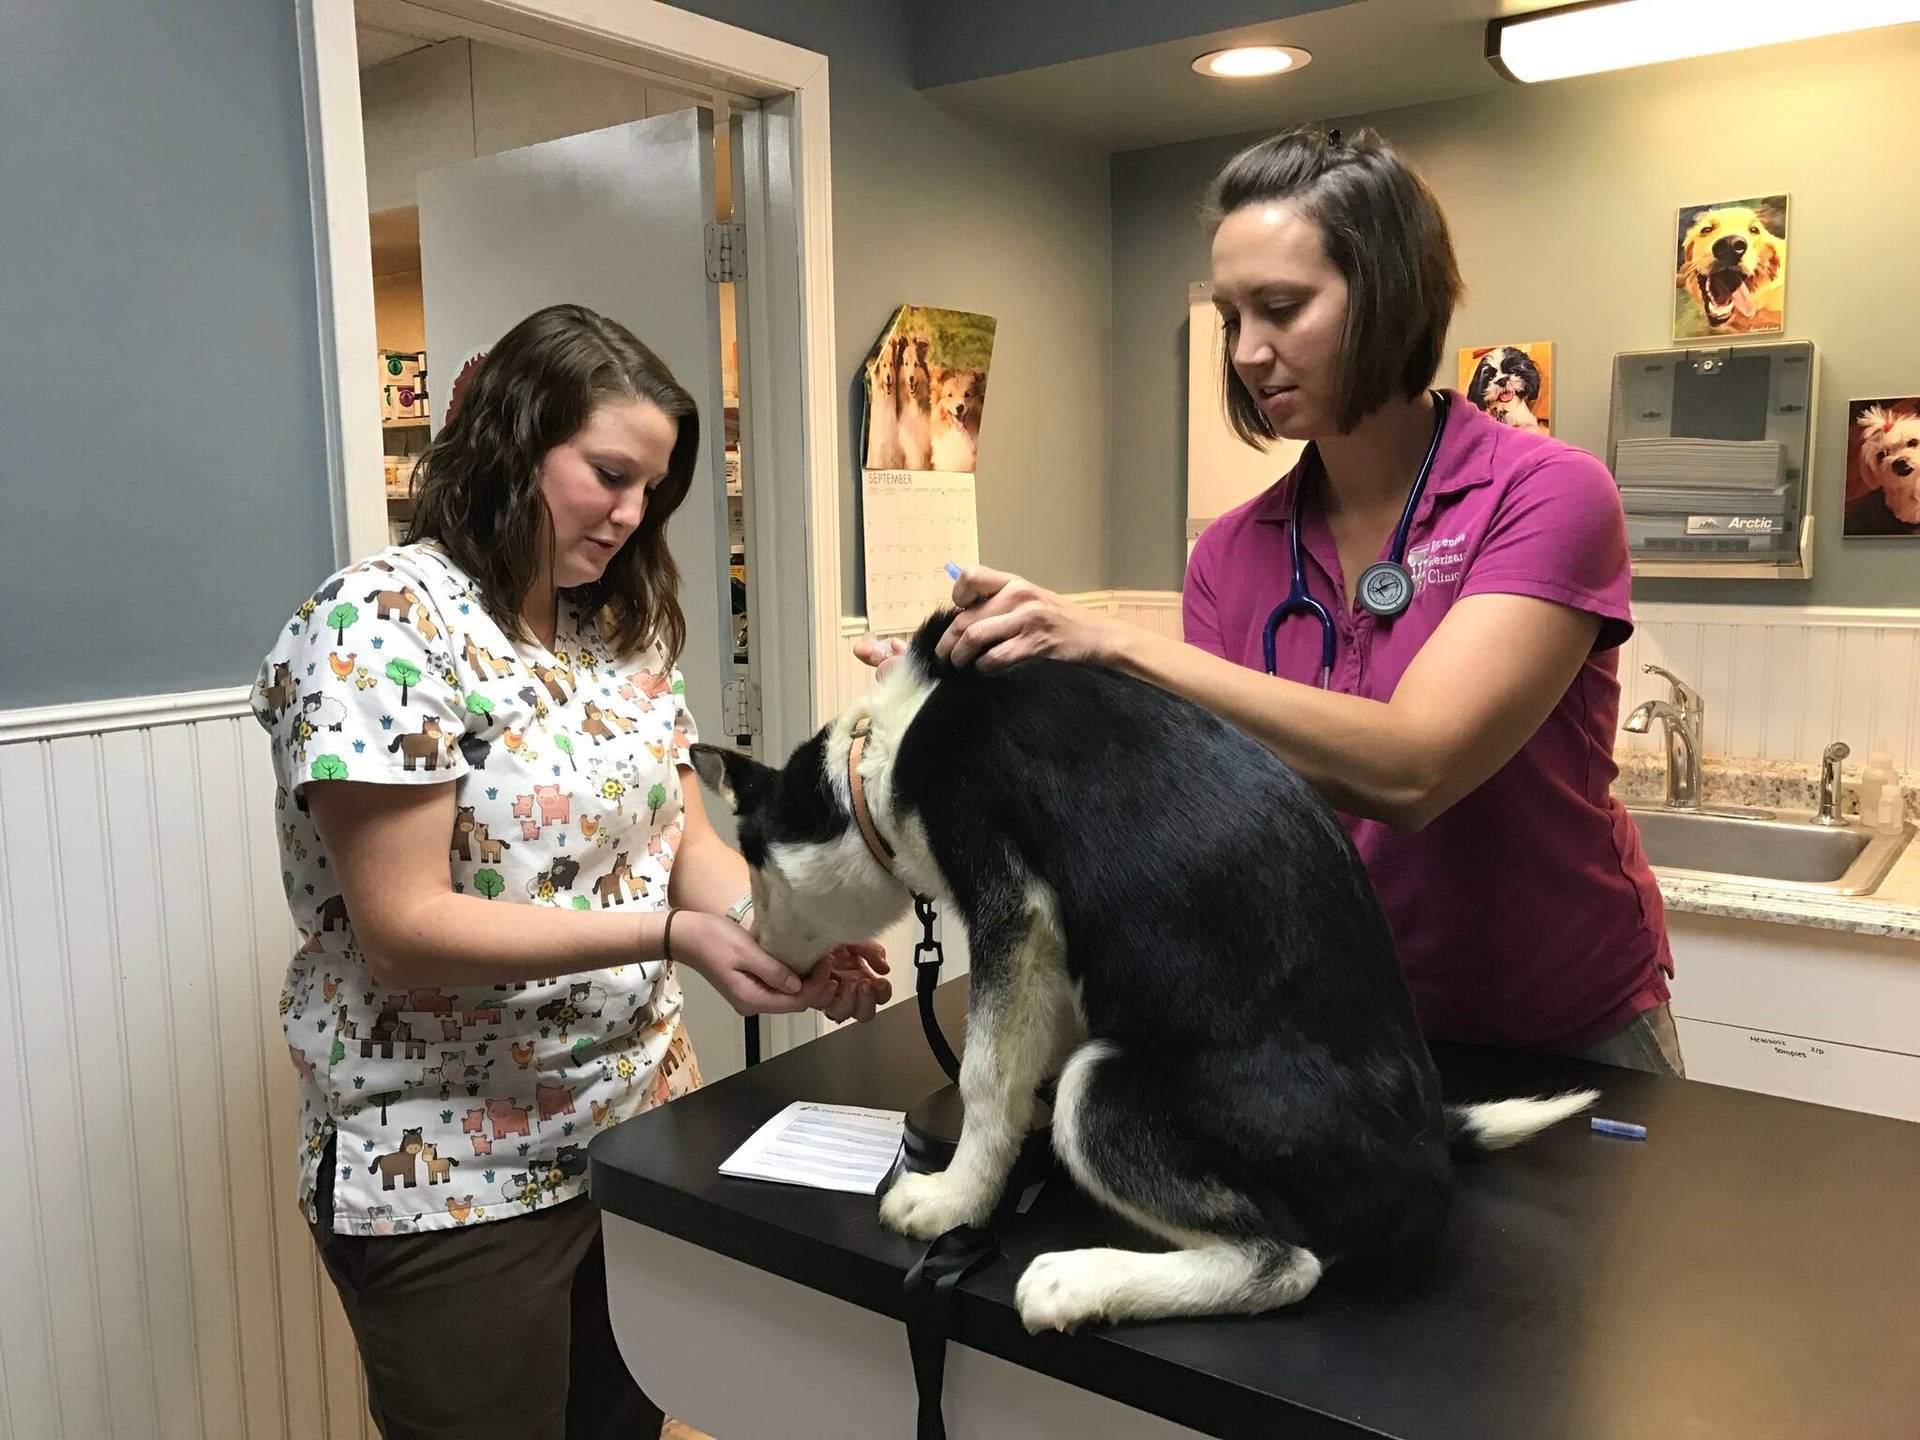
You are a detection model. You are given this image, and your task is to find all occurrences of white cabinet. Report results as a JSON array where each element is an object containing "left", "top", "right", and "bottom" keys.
[{"left": 1664, "top": 911, "right": 1920, "bottom": 1122}]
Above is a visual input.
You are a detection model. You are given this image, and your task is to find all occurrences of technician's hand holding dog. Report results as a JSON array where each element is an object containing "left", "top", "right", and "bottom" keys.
[{"left": 706, "top": 127, "right": 1682, "bottom": 1337}]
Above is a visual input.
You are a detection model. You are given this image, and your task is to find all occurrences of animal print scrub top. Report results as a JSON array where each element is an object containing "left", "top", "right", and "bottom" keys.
[{"left": 253, "top": 542, "right": 703, "bottom": 1236}]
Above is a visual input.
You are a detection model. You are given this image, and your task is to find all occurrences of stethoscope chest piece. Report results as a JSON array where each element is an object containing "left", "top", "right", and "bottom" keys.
[
  {"left": 1261, "top": 390, "right": 1450, "bottom": 681},
  {"left": 1356, "top": 560, "right": 1415, "bottom": 619}
]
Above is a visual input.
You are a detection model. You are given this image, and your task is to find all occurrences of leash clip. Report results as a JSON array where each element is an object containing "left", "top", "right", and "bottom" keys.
[
  {"left": 912, "top": 893, "right": 944, "bottom": 977},
  {"left": 910, "top": 893, "right": 961, "bottom": 1083}
]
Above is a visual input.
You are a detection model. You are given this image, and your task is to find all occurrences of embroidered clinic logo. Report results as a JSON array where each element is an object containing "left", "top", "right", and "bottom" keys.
[{"left": 1407, "top": 532, "right": 1468, "bottom": 590}]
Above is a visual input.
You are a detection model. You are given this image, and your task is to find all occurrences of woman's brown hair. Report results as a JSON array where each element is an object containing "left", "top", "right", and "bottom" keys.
[
  {"left": 1203, "top": 126, "right": 1464, "bottom": 439},
  {"left": 405, "top": 303, "right": 699, "bottom": 663}
]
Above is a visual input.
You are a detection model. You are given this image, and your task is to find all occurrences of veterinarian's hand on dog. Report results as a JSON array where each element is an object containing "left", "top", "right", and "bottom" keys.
[{"left": 937, "top": 566, "right": 1118, "bottom": 672}]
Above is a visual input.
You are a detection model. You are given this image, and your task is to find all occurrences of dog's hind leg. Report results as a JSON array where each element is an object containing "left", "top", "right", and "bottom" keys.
[
  {"left": 1016, "top": 1040, "right": 1322, "bottom": 1334},
  {"left": 878, "top": 881, "right": 1075, "bottom": 1241}
]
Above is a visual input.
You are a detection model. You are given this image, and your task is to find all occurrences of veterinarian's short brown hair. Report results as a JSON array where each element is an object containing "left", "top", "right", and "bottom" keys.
[{"left": 1204, "top": 126, "right": 1463, "bottom": 438}]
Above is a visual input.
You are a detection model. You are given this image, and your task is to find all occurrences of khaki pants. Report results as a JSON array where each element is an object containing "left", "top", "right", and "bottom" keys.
[
  {"left": 311, "top": 1138, "right": 664, "bottom": 1440},
  {"left": 1575, "top": 1000, "right": 1687, "bottom": 1076}
]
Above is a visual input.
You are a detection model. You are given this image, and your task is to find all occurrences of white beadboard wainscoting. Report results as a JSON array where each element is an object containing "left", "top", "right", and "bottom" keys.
[
  {"left": 942, "top": 594, "right": 1917, "bottom": 771},
  {"left": 2, "top": 592, "right": 1913, "bottom": 1440},
  {"left": 0, "top": 692, "right": 376, "bottom": 1440},
  {"left": 1619, "top": 604, "right": 1920, "bottom": 770}
]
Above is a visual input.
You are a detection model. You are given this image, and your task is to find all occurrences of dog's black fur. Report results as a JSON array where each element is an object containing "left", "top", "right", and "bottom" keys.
[
  {"left": 906, "top": 616, "right": 1455, "bottom": 1260},
  {"left": 697, "top": 611, "right": 1588, "bottom": 1325}
]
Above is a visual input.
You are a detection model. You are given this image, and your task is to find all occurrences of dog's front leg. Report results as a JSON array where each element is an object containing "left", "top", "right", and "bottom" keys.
[{"left": 879, "top": 899, "right": 1069, "bottom": 1240}]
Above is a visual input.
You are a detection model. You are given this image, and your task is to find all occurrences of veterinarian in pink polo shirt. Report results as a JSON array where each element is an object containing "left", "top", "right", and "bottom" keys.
[
  {"left": 883, "top": 125, "right": 1680, "bottom": 1071},
  {"left": 1179, "top": 394, "right": 1672, "bottom": 1052}
]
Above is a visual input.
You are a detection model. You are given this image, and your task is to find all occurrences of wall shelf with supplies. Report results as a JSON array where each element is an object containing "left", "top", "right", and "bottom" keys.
[{"left": 380, "top": 349, "right": 430, "bottom": 545}]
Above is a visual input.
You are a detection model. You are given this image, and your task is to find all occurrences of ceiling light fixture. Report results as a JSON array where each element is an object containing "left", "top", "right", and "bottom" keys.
[
  {"left": 1487, "top": 0, "right": 1920, "bottom": 84},
  {"left": 1192, "top": 45, "right": 1312, "bottom": 80}
]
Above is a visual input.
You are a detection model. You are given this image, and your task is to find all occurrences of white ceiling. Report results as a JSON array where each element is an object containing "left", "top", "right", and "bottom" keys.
[{"left": 924, "top": 0, "right": 1566, "bottom": 153}]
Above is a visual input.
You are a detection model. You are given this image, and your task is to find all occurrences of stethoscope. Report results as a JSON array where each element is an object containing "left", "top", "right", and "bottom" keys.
[{"left": 1262, "top": 391, "right": 1452, "bottom": 687}]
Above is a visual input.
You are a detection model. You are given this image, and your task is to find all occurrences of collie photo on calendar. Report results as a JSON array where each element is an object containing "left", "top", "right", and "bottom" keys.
[{"left": 862, "top": 304, "right": 996, "bottom": 474}]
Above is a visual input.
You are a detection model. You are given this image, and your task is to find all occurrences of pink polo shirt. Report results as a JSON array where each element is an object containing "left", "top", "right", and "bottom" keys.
[{"left": 1184, "top": 392, "right": 1671, "bottom": 1053}]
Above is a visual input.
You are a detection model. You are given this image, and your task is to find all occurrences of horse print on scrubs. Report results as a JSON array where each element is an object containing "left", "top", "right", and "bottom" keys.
[{"left": 691, "top": 614, "right": 1596, "bottom": 1333}]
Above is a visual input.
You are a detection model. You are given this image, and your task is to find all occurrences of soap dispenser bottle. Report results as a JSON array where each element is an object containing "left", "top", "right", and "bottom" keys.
[{"left": 1859, "top": 743, "right": 1903, "bottom": 834}]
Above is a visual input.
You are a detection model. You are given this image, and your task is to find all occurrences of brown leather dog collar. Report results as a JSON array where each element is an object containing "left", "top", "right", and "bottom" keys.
[{"left": 847, "top": 719, "right": 899, "bottom": 874}]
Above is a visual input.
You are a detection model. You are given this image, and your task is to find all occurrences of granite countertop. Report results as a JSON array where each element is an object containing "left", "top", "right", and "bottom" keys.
[{"left": 1614, "top": 753, "right": 1920, "bottom": 941}]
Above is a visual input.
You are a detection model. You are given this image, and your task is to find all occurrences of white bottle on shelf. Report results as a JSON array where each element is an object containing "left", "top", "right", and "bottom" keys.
[{"left": 1858, "top": 743, "right": 1903, "bottom": 834}]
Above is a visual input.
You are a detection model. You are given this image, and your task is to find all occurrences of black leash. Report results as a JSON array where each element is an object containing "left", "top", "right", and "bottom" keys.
[
  {"left": 899, "top": 893, "right": 1034, "bottom": 1440},
  {"left": 912, "top": 894, "right": 962, "bottom": 1084},
  {"left": 902, "top": 1222, "right": 1000, "bottom": 1440}
]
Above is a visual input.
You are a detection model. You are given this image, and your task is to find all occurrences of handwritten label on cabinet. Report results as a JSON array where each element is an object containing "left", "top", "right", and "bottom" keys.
[{"left": 1745, "top": 1030, "right": 1834, "bottom": 1068}]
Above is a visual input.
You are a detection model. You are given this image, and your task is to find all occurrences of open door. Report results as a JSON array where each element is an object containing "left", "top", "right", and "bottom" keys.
[{"left": 417, "top": 107, "right": 746, "bottom": 1074}]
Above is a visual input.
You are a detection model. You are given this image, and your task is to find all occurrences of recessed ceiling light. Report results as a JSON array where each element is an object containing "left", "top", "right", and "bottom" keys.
[
  {"left": 1192, "top": 45, "right": 1312, "bottom": 80},
  {"left": 1487, "top": 0, "right": 1920, "bottom": 83}
]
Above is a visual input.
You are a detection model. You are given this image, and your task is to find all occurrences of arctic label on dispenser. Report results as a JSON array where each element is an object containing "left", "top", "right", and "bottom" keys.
[{"left": 1686, "top": 515, "right": 1784, "bottom": 535}]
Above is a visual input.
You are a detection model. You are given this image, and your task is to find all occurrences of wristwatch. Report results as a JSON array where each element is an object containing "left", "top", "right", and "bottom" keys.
[{"left": 725, "top": 892, "right": 756, "bottom": 926}]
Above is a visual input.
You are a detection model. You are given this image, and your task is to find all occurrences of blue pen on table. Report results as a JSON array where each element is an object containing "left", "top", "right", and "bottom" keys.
[{"left": 1590, "top": 1117, "right": 1647, "bottom": 1140}]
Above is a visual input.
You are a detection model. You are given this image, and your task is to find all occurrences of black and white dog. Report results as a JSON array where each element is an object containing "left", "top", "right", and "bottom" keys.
[{"left": 691, "top": 613, "right": 1592, "bottom": 1334}]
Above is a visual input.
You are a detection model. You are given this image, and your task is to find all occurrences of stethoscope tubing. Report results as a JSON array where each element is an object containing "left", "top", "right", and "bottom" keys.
[{"left": 1261, "top": 391, "right": 1451, "bottom": 685}]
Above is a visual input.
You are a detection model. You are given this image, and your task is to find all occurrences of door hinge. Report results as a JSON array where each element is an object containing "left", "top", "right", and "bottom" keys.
[
  {"left": 721, "top": 678, "right": 762, "bottom": 736},
  {"left": 705, "top": 223, "right": 747, "bottom": 282}
]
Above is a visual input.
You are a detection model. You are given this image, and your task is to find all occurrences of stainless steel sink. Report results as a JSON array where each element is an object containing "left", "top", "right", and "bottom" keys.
[{"left": 1626, "top": 805, "right": 1914, "bottom": 896}]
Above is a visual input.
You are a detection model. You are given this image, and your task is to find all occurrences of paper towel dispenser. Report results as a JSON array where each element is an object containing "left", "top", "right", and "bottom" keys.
[{"left": 1606, "top": 340, "right": 1815, "bottom": 579}]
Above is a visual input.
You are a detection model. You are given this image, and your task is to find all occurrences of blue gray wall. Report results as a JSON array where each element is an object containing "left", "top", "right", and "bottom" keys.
[
  {"left": 1109, "top": 25, "right": 1920, "bottom": 607},
  {"left": 672, "top": 1, "right": 1113, "bottom": 611},
  {"left": 0, "top": 0, "right": 336, "bottom": 708}
]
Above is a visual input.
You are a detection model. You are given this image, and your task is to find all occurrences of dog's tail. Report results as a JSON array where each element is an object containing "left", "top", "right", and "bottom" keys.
[{"left": 1445, "top": 1089, "right": 1597, "bottom": 1153}]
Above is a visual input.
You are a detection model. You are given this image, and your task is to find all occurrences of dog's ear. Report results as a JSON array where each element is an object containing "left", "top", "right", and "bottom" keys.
[
  {"left": 1514, "top": 351, "right": 1541, "bottom": 396},
  {"left": 688, "top": 743, "right": 775, "bottom": 815}
]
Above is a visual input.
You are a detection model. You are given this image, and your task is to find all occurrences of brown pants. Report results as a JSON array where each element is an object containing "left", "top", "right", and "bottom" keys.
[{"left": 311, "top": 1138, "right": 664, "bottom": 1440}]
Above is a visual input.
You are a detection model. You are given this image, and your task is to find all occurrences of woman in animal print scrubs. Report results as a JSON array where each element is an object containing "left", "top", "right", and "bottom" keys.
[{"left": 255, "top": 305, "right": 888, "bottom": 1439}]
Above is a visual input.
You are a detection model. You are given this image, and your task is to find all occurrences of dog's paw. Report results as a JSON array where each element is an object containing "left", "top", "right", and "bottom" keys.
[
  {"left": 878, "top": 1170, "right": 987, "bottom": 1240},
  {"left": 1017, "top": 1249, "right": 1133, "bottom": 1334}
]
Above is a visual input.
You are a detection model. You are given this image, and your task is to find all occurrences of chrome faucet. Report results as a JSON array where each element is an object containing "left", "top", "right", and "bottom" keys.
[
  {"left": 1623, "top": 664, "right": 1704, "bottom": 811},
  {"left": 1817, "top": 741, "right": 1850, "bottom": 826}
]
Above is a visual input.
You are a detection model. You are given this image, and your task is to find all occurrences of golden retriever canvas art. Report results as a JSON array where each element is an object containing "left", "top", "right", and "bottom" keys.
[{"left": 1674, "top": 197, "right": 1787, "bottom": 339}]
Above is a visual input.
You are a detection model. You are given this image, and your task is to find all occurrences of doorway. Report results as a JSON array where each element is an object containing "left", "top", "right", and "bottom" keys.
[{"left": 305, "top": 0, "right": 845, "bottom": 1071}]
